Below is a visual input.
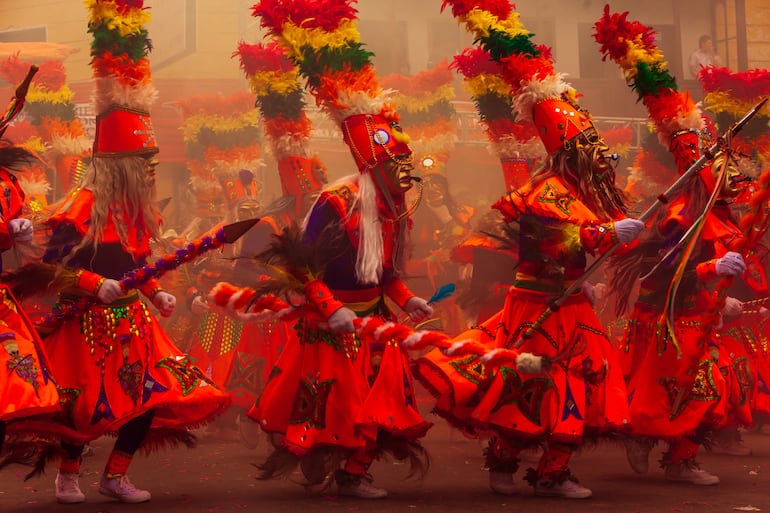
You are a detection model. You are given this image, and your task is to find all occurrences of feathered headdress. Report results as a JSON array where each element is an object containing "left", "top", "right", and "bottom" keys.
[
  {"left": 451, "top": 45, "right": 541, "bottom": 190},
  {"left": 381, "top": 59, "right": 456, "bottom": 179},
  {"left": 252, "top": 0, "right": 416, "bottom": 285},
  {"left": 699, "top": 66, "right": 770, "bottom": 166},
  {"left": 235, "top": 40, "right": 327, "bottom": 200},
  {"left": 594, "top": 6, "right": 746, "bottom": 357},
  {"left": 0, "top": 54, "right": 90, "bottom": 193},
  {"left": 440, "top": 1, "right": 594, "bottom": 156},
  {"left": 252, "top": 0, "right": 413, "bottom": 173},
  {"left": 88, "top": 0, "right": 158, "bottom": 158},
  {"left": 175, "top": 91, "right": 263, "bottom": 219},
  {"left": 594, "top": 5, "right": 705, "bottom": 174}
]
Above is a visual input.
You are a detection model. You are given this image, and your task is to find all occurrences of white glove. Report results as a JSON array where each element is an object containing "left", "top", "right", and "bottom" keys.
[
  {"left": 153, "top": 291, "right": 176, "bottom": 317},
  {"left": 715, "top": 251, "right": 746, "bottom": 277},
  {"left": 404, "top": 296, "right": 434, "bottom": 323},
  {"left": 613, "top": 218, "right": 645, "bottom": 244},
  {"left": 327, "top": 306, "right": 357, "bottom": 334},
  {"left": 191, "top": 295, "right": 210, "bottom": 316},
  {"left": 582, "top": 281, "right": 596, "bottom": 305},
  {"left": 516, "top": 352, "right": 544, "bottom": 374},
  {"left": 8, "top": 218, "right": 33, "bottom": 242},
  {"left": 96, "top": 279, "right": 124, "bottom": 303}
]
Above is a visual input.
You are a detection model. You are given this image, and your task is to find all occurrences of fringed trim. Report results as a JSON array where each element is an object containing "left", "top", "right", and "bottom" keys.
[
  {"left": 376, "top": 430, "right": 430, "bottom": 480},
  {"left": 139, "top": 427, "right": 197, "bottom": 455},
  {"left": 0, "top": 435, "right": 61, "bottom": 480}
]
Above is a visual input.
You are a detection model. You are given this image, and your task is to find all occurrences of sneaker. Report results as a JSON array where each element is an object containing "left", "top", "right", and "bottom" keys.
[
  {"left": 709, "top": 438, "right": 752, "bottom": 456},
  {"left": 624, "top": 437, "right": 653, "bottom": 474},
  {"left": 489, "top": 471, "right": 516, "bottom": 495},
  {"left": 55, "top": 472, "right": 85, "bottom": 504},
  {"left": 336, "top": 472, "right": 388, "bottom": 499},
  {"left": 98, "top": 474, "right": 152, "bottom": 503},
  {"left": 535, "top": 477, "right": 592, "bottom": 499},
  {"left": 664, "top": 461, "right": 720, "bottom": 485}
]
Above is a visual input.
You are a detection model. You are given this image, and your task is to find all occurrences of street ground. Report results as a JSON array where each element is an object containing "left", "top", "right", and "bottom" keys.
[{"left": 1, "top": 415, "right": 769, "bottom": 513}]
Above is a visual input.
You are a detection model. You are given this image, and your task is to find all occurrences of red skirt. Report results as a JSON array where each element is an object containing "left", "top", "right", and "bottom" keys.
[
  {"left": 627, "top": 312, "right": 729, "bottom": 438},
  {"left": 416, "top": 287, "right": 630, "bottom": 445},
  {"left": 0, "top": 285, "right": 60, "bottom": 426},
  {"left": 41, "top": 294, "right": 230, "bottom": 445},
  {"left": 248, "top": 316, "right": 431, "bottom": 455}
]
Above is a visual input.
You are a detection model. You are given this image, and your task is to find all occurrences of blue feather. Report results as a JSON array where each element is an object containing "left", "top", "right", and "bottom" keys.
[{"left": 428, "top": 283, "right": 456, "bottom": 304}]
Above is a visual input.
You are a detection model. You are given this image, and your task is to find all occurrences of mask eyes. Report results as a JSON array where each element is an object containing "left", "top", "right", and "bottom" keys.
[{"left": 373, "top": 128, "right": 390, "bottom": 145}]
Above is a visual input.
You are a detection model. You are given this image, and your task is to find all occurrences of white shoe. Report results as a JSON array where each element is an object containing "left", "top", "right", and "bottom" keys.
[
  {"left": 489, "top": 472, "right": 516, "bottom": 495},
  {"left": 664, "top": 461, "right": 720, "bottom": 485},
  {"left": 709, "top": 438, "right": 752, "bottom": 456},
  {"left": 535, "top": 477, "right": 592, "bottom": 499},
  {"left": 98, "top": 474, "right": 152, "bottom": 503},
  {"left": 624, "top": 437, "right": 653, "bottom": 474},
  {"left": 55, "top": 472, "right": 85, "bottom": 504},
  {"left": 336, "top": 472, "right": 388, "bottom": 499}
]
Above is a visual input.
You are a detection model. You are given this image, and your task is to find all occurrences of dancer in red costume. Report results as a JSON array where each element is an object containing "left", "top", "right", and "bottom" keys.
[
  {"left": 39, "top": 1, "right": 229, "bottom": 504},
  {"left": 415, "top": 1, "right": 644, "bottom": 499},
  {"left": 0, "top": 66, "right": 61, "bottom": 467},
  {"left": 245, "top": 0, "right": 435, "bottom": 499},
  {"left": 595, "top": 6, "right": 750, "bottom": 485},
  {"left": 698, "top": 65, "right": 770, "bottom": 450},
  {"left": 186, "top": 170, "right": 271, "bottom": 444},
  {"left": 449, "top": 46, "right": 541, "bottom": 324}
]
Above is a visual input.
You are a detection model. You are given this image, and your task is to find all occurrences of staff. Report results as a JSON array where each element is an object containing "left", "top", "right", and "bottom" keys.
[{"left": 513, "top": 97, "right": 768, "bottom": 350}]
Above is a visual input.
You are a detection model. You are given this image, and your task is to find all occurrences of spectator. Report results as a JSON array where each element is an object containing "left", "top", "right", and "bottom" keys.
[{"left": 689, "top": 34, "right": 722, "bottom": 77}]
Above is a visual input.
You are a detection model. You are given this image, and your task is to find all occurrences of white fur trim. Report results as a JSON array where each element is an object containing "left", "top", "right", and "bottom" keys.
[
  {"left": 358, "top": 316, "right": 375, "bottom": 330},
  {"left": 93, "top": 78, "right": 158, "bottom": 114},
  {"left": 275, "top": 307, "right": 294, "bottom": 319},
  {"left": 373, "top": 321, "right": 395, "bottom": 339},
  {"left": 327, "top": 90, "right": 390, "bottom": 125},
  {"left": 446, "top": 339, "right": 473, "bottom": 356},
  {"left": 513, "top": 73, "right": 571, "bottom": 122},
  {"left": 226, "top": 290, "right": 246, "bottom": 311},
  {"left": 401, "top": 332, "right": 425, "bottom": 348},
  {"left": 479, "top": 348, "right": 503, "bottom": 364}
]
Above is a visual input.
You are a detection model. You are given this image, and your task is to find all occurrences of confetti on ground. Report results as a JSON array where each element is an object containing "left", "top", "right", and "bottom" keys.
[{"left": 733, "top": 506, "right": 761, "bottom": 512}]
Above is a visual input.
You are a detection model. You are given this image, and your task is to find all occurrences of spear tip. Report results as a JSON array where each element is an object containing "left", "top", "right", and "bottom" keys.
[{"left": 222, "top": 217, "right": 260, "bottom": 243}]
